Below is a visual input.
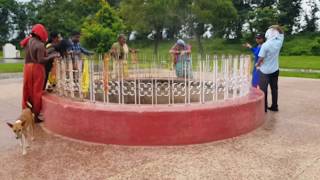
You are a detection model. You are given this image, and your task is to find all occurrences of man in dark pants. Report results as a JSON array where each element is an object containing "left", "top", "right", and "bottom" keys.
[
  {"left": 256, "top": 25, "right": 284, "bottom": 112},
  {"left": 259, "top": 70, "right": 279, "bottom": 112}
]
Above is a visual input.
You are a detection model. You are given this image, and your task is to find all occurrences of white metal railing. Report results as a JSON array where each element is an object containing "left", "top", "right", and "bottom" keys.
[{"left": 54, "top": 52, "right": 251, "bottom": 105}]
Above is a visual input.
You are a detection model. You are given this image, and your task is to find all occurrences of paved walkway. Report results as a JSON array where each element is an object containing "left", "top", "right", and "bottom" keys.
[
  {"left": 0, "top": 77, "right": 320, "bottom": 180},
  {"left": 0, "top": 72, "right": 23, "bottom": 80}
]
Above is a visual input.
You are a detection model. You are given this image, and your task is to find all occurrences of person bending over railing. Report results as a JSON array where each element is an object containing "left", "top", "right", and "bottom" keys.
[{"left": 169, "top": 39, "right": 193, "bottom": 78}]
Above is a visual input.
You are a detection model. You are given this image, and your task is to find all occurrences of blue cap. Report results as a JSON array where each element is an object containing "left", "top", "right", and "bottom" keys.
[{"left": 255, "top": 34, "right": 264, "bottom": 39}]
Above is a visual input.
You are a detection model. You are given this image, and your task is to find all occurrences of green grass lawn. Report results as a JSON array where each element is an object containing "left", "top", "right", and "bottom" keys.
[
  {"left": 0, "top": 49, "right": 24, "bottom": 73},
  {"left": 279, "top": 56, "right": 320, "bottom": 70},
  {"left": 130, "top": 38, "right": 243, "bottom": 55},
  {"left": 130, "top": 40, "right": 320, "bottom": 78},
  {"left": 1, "top": 56, "right": 318, "bottom": 79},
  {"left": 1, "top": 39, "right": 319, "bottom": 79},
  {"left": 280, "top": 71, "right": 320, "bottom": 79},
  {"left": 0, "top": 63, "right": 24, "bottom": 73}
]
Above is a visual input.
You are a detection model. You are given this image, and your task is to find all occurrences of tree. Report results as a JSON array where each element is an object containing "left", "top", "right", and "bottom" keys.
[
  {"left": 107, "top": 0, "right": 121, "bottom": 7},
  {"left": 0, "top": 0, "right": 17, "bottom": 46},
  {"left": 120, "top": 0, "right": 177, "bottom": 54},
  {"left": 190, "top": 0, "right": 237, "bottom": 53},
  {"left": 12, "top": 3, "right": 28, "bottom": 45},
  {"left": 303, "top": 0, "right": 319, "bottom": 32},
  {"left": 248, "top": 6, "right": 280, "bottom": 34},
  {"left": 81, "top": 1, "right": 124, "bottom": 53},
  {"left": 278, "top": 0, "right": 302, "bottom": 34},
  {"left": 231, "top": 0, "right": 252, "bottom": 39},
  {"left": 165, "top": 0, "right": 190, "bottom": 39},
  {"left": 251, "top": 0, "right": 277, "bottom": 8},
  {"left": 11, "top": 1, "right": 40, "bottom": 46},
  {"left": 36, "top": 0, "right": 102, "bottom": 37}
]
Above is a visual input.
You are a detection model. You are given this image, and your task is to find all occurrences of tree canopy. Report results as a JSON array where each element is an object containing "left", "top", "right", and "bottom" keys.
[
  {"left": 120, "top": 0, "right": 178, "bottom": 53},
  {"left": 36, "top": 0, "right": 102, "bottom": 37},
  {"left": 0, "top": 0, "right": 319, "bottom": 50},
  {"left": 0, "top": 0, "right": 17, "bottom": 45},
  {"left": 81, "top": 1, "right": 124, "bottom": 53}
]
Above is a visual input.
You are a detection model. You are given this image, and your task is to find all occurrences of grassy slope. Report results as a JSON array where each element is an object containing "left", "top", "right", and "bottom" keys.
[{"left": 130, "top": 38, "right": 243, "bottom": 55}]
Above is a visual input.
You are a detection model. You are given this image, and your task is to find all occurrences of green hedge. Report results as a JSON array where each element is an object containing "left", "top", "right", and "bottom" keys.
[{"left": 281, "top": 33, "right": 320, "bottom": 56}]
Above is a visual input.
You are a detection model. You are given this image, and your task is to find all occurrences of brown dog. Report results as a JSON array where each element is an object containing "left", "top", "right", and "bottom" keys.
[{"left": 7, "top": 102, "right": 35, "bottom": 155}]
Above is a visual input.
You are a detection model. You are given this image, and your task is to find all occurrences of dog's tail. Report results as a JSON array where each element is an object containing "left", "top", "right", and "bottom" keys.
[{"left": 26, "top": 101, "right": 33, "bottom": 109}]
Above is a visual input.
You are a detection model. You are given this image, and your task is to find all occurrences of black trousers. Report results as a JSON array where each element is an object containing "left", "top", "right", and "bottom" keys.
[
  {"left": 259, "top": 70, "right": 279, "bottom": 112},
  {"left": 43, "top": 60, "right": 53, "bottom": 90}
]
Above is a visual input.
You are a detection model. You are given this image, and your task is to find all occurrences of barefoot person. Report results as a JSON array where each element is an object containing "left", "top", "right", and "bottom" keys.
[
  {"left": 169, "top": 39, "right": 192, "bottom": 78},
  {"left": 110, "top": 34, "right": 136, "bottom": 78},
  {"left": 243, "top": 34, "right": 265, "bottom": 87},
  {"left": 256, "top": 25, "right": 284, "bottom": 112},
  {"left": 20, "top": 24, "right": 59, "bottom": 123}
]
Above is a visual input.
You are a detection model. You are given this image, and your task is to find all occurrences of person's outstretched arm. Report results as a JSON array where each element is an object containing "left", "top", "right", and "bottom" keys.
[{"left": 80, "top": 45, "right": 94, "bottom": 55}]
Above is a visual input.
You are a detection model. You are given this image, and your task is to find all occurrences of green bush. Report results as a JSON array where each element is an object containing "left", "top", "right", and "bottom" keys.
[
  {"left": 287, "top": 46, "right": 310, "bottom": 56},
  {"left": 281, "top": 33, "right": 320, "bottom": 56},
  {"left": 81, "top": 1, "right": 124, "bottom": 53},
  {"left": 311, "top": 38, "right": 320, "bottom": 55}
]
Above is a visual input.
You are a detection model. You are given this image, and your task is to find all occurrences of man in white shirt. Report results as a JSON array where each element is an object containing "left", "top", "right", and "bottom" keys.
[{"left": 256, "top": 25, "right": 284, "bottom": 112}]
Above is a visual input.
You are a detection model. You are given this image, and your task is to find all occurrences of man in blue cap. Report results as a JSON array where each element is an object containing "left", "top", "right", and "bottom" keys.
[{"left": 243, "top": 33, "right": 265, "bottom": 87}]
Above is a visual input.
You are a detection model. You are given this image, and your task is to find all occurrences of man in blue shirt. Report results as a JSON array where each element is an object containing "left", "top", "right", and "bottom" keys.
[
  {"left": 68, "top": 32, "right": 93, "bottom": 76},
  {"left": 256, "top": 25, "right": 284, "bottom": 112},
  {"left": 69, "top": 31, "right": 93, "bottom": 55}
]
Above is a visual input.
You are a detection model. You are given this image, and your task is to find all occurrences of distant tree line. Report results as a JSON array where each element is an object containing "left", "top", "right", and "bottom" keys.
[{"left": 0, "top": 0, "right": 319, "bottom": 53}]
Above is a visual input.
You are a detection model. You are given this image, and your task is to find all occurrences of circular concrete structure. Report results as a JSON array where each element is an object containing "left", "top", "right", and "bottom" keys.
[{"left": 42, "top": 88, "right": 265, "bottom": 145}]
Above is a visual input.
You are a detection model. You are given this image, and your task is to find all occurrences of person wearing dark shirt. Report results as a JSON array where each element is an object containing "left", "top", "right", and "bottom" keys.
[
  {"left": 69, "top": 31, "right": 93, "bottom": 55},
  {"left": 68, "top": 31, "right": 93, "bottom": 73}
]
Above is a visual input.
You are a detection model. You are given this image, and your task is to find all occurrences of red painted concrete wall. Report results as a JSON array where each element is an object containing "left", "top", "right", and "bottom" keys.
[{"left": 42, "top": 88, "right": 265, "bottom": 145}]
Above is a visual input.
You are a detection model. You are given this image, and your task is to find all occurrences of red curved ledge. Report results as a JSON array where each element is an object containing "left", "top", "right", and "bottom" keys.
[{"left": 42, "top": 88, "right": 265, "bottom": 145}]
